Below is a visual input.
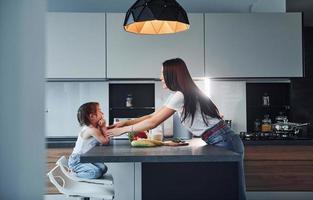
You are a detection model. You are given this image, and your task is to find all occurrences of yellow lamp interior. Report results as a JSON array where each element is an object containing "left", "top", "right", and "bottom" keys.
[{"left": 124, "top": 20, "right": 190, "bottom": 34}]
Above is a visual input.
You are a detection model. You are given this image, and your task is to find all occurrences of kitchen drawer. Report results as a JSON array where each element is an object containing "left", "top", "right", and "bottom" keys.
[
  {"left": 244, "top": 145, "right": 313, "bottom": 191},
  {"left": 245, "top": 160, "right": 313, "bottom": 191},
  {"left": 245, "top": 145, "right": 313, "bottom": 161}
]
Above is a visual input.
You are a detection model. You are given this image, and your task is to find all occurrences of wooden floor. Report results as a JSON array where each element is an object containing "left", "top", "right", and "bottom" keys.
[{"left": 45, "top": 192, "right": 313, "bottom": 200}]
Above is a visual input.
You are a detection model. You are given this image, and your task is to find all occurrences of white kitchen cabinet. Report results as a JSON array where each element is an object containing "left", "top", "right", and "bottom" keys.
[
  {"left": 46, "top": 12, "right": 106, "bottom": 78},
  {"left": 106, "top": 162, "right": 135, "bottom": 200},
  {"left": 205, "top": 13, "right": 303, "bottom": 78},
  {"left": 45, "top": 82, "right": 109, "bottom": 137},
  {"left": 106, "top": 13, "right": 205, "bottom": 79}
]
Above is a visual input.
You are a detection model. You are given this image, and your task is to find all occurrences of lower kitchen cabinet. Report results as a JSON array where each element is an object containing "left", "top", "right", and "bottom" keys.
[
  {"left": 105, "top": 162, "right": 135, "bottom": 200},
  {"left": 244, "top": 145, "right": 313, "bottom": 191}
]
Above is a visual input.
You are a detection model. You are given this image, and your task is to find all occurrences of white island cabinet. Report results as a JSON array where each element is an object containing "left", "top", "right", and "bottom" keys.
[
  {"left": 205, "top": 13, "right": 303, "bottom": 78},
  {"left": 106, "top": 13, "right": 205, "bottom": 79},
  {"left": 105, "top": 162, "right": 135, "bottom": 200},
  {"left": 46, "top": 12, "right": 106, "bottom": 78}
]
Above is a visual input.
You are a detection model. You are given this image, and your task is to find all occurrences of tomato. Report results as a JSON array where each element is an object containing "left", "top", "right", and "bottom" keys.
[
  {"left": 129, "top": 131, "right": 147, "bottom": 141},
  {"left": 135, "top": 131, "right": 147, "bottom": 139}
]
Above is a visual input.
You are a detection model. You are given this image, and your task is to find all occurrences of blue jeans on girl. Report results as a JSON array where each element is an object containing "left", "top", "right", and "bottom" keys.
[
  {"left": 202, "top": 121, "right": 247, "bottom": 200},
  {"left": 68, "top": 154, "right": 108, "bottom": 179}
]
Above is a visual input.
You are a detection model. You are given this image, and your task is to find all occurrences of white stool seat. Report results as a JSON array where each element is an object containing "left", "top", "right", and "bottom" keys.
[
  {"left": 47, "top": 165, "right": 114, "bottom": 200},
  {"left": 56, "top": 156, "right": 113, "bottom": 185}
]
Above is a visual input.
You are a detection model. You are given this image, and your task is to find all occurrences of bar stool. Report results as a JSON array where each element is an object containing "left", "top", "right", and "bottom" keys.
[{"left": 47, "top": 165, "right": 114, "bottom": 200}]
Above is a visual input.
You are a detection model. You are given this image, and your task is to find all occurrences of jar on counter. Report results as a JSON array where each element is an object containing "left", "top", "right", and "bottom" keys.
[
  {"left": 261, "top": 114, "right": 272, "bottom": 132},
  {"left": 254, "top": 119, "right": 261, "bottom": 132}
]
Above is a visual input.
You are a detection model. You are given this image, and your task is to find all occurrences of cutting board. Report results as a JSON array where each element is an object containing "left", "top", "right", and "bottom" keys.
[{"left": 163, "top": 141, "right": 189, "bottom": 146}]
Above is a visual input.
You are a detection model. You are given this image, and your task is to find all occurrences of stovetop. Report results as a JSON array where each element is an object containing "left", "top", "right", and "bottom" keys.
[{"left": 239, "top": 131, "right": 313, "bottom": 141}]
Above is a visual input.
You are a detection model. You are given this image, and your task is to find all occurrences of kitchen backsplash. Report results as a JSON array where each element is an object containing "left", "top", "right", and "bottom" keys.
[
  {"left": 290, "top": 78, "right": 313, "bottom": 135},
  {"left": 207, "top": 81, "right": 247, "bottom": 133},
  {"left": 246, "top": 82, "right": 290, "bottom": 132},
  {"left": 45, "top": 80, "right": 247, "bottom": 137}
]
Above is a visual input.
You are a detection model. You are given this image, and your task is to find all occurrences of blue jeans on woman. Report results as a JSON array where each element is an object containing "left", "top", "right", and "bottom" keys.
[
  {"left": 203, "top": 122, "right": 247, "bottom": 200},
  {"left": 68, "top": 154, "right": 108, "bottom": 179}
]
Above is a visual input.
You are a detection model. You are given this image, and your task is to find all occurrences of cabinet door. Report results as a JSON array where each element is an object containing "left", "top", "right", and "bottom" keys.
[
  {"left": 205, "top": 13, "right": 303, "bottom": 78},
  {"left": 134, "top": 163, "right": 142, "bottom": 200},
  {"left": 106, "top": 163, "right": 135, "bottom": 200},
  {"left": 45, "top": 82, "right": 109, "bottom": 136},
  {"left": 46, "top": 12, "right": 106, "bottom": 78},
  {"left": 107, "top": 13, "right": 204, "bottom": 79}
]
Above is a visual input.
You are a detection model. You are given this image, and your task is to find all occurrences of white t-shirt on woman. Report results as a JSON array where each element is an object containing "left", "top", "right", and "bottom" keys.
[{"left": 164, "top": 91, "right": 221, "bottom": 136}]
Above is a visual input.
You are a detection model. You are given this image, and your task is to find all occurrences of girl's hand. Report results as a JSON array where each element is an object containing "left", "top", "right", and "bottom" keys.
[
  {"left": 105, "top": 127, "right": 125, "bottom": 138},
  {"left": 97, "top": 118, "right": 106, "bottom": 127}
]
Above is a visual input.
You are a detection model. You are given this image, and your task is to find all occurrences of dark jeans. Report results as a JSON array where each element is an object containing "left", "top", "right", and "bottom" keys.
[{"left": 203, "top": 123, "right": 247, "bottom": 200}]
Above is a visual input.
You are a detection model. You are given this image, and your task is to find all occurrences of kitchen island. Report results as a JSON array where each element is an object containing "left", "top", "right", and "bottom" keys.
[{"left": 81, "top": 138, "right": 241, "bottom": 200}]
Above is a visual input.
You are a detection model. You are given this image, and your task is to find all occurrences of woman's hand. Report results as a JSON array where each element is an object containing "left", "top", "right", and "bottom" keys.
[
  {"left": 107, "top": 120, "right": 128, "bottom": 129},
  {"left": 105, "top": 127, "right": 127, "bottom": 138}
]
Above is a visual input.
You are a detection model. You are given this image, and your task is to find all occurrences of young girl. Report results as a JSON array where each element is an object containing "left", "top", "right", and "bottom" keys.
[{"left": 68, "top": 102, "right": 110, "bottom": 179}]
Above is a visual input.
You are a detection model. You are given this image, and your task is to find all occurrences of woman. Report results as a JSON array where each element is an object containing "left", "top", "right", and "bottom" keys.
[{"left": 106, "top": 58, "right": 246, "bottom": 200}]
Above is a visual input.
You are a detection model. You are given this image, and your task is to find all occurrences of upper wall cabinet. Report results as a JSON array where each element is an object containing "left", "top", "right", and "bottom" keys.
[
  {"left": 46, "top": 12, "right": 106, "bottom": 78},
  {"left": 205, "top": 13, "right": 303, "bottom": 78},
  {"left": 106, "top": 13, "right": 204, "bottom": 79}
]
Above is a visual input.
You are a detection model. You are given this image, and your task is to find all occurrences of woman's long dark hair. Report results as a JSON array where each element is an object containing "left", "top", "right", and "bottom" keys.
[{"left": 162, "top": 58, "right": 222, "bottom": 126}]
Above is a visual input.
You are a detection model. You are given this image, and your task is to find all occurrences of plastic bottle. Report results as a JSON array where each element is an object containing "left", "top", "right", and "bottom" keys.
[
  {"left": 262, "top": 93, "right": 270, "bottom": 107},
  {"left": 126, "top": 94, "right": 133, "bottom": 107}
]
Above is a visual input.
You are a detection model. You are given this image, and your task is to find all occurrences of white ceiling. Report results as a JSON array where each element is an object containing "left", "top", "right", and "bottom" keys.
[
  {"left": 287, "top": 0, "right": 313, "bottom": 26},
  {"left": 47, "top": 0, "right": 259, "bottom": 13},
  {"left": 47, "top": 0, "right": 313, "bottom": 26}
]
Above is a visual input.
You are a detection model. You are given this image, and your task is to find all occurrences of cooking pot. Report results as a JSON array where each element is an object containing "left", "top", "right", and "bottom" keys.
[{"left": 272, "top": 122, "right": 309, "bottom": 135}]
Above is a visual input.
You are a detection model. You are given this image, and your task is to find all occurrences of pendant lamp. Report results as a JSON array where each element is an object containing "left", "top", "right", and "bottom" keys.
[{"left": 124, "top": 0, "right": 190, "bottom": 35}]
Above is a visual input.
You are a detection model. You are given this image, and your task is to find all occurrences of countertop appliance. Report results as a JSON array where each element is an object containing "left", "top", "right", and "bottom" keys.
[
  {"left": 112, "top": 117, "right": 134, "bottom": 139},
  {"left": 240, "top": 131, "right": 313, "bottom": 141},
  {"left": 173, "top": 113, "right": 192, "bottom": 139},
  {"left": 240, "top": 128, "right": 311, "bottom": 141}
]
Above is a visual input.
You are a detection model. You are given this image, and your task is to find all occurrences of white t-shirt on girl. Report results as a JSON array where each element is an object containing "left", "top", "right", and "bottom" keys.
[
  {"left": 164, "top": 91, "right": 221, "bottom": 136},
  {"left": 72, "top": 126, "right": 99, "bottom": 155}
]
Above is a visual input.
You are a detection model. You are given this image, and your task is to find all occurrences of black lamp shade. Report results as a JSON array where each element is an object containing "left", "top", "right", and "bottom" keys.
[{"left": 124, "top": 0, "right": 190, "bottom": 34}]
